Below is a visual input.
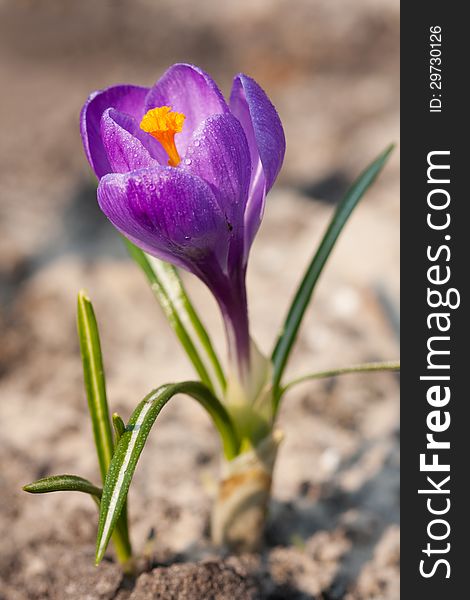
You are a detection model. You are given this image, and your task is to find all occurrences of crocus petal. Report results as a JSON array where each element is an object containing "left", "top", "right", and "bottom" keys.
[
  {"left": 230, "top": 74, "right": 285, "bottom": 193},
  {"left": 81, "top": 85, "right": 149, "bottom": 178},
  {"left": 182, "top": 113, "right": 251, "bottom": 235},
  {"left": 100, "top": 108, "right": 166, "bottom": 173},
  {"left": 230, "top": 74, "right": 285, "bottom": 256},
  {"left": 145, "top": 64, "right": 229, "bottom": 156},
  {"left": 97, "top": 166, "right": 228, "bottom": 272}
]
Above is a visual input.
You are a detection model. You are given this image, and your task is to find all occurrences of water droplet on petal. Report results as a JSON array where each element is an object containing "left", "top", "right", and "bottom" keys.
[
  {"left": 194, "top": 139, "right": 200, "bottom": 147},
  {"left": 184, "top": 158, "right": 192, "bottom": 165}
]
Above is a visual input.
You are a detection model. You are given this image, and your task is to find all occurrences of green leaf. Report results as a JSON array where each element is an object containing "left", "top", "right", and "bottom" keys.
[
  {"left": 23, "top": 474, "right": 132, "bottom": 568},
  {"left": 271, "top": 144, "right": 395, "bottom": 411},
  {"left": 23, "top": 474, "right": 102, "bottom": 503},
  {"left": 77, "top": 291, "right": 114, "bottom": 480},
  {"left": 112, "top": 413, "right": 126, "bottom": 444},
  {"left": 281, "top": 361, "right": 400, "bottom": 395},
  {"left": 125, "top": 240, "right": 226, "bottom": 395},
  {"left": 95, "top": 381, "right": 239, "bottom": 564},
  {"left": 77, "top": 291, "right": 132, "bottom": 565}
]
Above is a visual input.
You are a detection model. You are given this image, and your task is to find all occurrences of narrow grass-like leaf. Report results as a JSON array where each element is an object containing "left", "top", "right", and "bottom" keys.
[
  {"left": 23, "top": 473, "right": 131, "bottom": 567},
  {"left": 150, "top": 256, "right": 227, "bottom": 393},
  {"left": 281, "top": 361, "right": 400, "bottom": 395},
  {"left": 111, "top": 414, "right": 130, "bottom": 549},
  {"left": 125, "top": 240, "right": 226, "bottom": 395},
  {"left": 95, "top": 381, "right": 239, "bottom": 564},
  {"left": 112, "top": 412, "right": 126, "bottom": 444},
  {"left": 271, "top": 144, "right": 394, "bottom": 410},
  {"left": 23, "top": 474, "right": 102, "bottom": 501},
  {"left": 77, "top": 291, "right": 114, "bottom": 480},
  {"left": 77, "top": 291, "right": 132, "bottom": 565}
]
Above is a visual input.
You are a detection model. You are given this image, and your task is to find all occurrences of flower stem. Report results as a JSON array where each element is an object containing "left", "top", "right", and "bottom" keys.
[
  {"left": 281, "top": 360, "right": 400, "bottom": 394},
  {"left": 212, "top": 268, "right": 251, "bottom": 383}
]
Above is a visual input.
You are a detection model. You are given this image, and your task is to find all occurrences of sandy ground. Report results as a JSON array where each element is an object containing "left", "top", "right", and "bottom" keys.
[{"left": 0, "top": 1, "right": 399, "bottom": 598}]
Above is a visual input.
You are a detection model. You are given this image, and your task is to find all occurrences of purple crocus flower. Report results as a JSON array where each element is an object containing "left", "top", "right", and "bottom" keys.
[{"left": 80, "top": 63, "right": 285, "bottom": 381}]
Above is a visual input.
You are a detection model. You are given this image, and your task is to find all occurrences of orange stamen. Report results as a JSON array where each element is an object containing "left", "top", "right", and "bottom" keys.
[{"left": 140, "top": 106, "right": 185, "bottom": 167}]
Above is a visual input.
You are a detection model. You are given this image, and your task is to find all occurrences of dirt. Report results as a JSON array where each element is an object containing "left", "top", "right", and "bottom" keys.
[{"left": 0, "top": 1, "right": 399, "bottom": 598}]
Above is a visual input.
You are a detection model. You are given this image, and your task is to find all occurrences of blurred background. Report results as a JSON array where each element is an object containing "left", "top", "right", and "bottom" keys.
[{"left": 0, "top": 1, "right": 399, "bottom": 598}]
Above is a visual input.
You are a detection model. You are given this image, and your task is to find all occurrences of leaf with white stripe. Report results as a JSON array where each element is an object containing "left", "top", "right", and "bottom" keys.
[
  {"left": 125, "top": 241, "right": 226, "bottom": 396},
  {"left": 95, "top": 381, "right": 239, "bottom": 564}
]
